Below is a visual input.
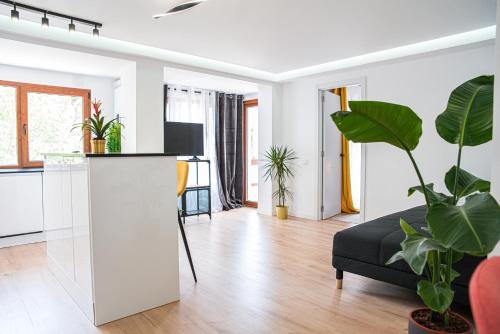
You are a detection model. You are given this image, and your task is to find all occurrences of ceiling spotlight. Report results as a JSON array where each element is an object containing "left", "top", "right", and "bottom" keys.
[
  {"left": 1, "top": 1, "right": 101, "bottom": 36},
  {"left": 69, "top": 19, "right": 75, "bottom": 32},
  {"left": 11, "top": 4, "right": 19, "bottom": 21},
  {"left": 153, "top": 0, "right": 206, "bottom": 19},
  {"left": 41, "top": 12, "right": 49, "bottom": 27}
]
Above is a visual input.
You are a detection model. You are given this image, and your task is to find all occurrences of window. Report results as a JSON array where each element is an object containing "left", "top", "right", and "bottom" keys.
[
  {"left": 243, "top": 99, "right": 258, "bottom": 207},
  {"left": 0, "top": 81, "right": 90, "bottom": 168}
]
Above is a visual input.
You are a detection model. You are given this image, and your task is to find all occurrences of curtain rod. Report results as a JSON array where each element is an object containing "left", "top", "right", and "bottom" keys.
[{"left": 166, "top": 87, "right": 243, "bottom": 97}]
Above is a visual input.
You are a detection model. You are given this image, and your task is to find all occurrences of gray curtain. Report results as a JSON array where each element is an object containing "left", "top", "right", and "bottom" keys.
[{"left": 215, "top": 93, "right": 244, "bottom": 210}]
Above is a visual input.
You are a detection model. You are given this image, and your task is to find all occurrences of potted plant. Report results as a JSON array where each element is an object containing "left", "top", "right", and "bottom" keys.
[
  {"left": 331, "top": 75, "right": 499, "bottom": 334},
  {"left": 106, "top": 116, "right": 123, "bottom": 153},
  {"left": 73, "top": 99, "right": 121, "bottom": 154},
  {"left": 263, "top": 145, "right": 298, "bottom": 219}
]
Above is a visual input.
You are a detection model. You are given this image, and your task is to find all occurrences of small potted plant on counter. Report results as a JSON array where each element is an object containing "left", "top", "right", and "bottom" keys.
[
  {"left": 331, "top": 75, "right": 499, "bottom": 334},
  {"left": 73, "top": 99, "right": 122, "bottom": 154},
  {"left": 106, "top": 116, "right": 124, "bottom": 153},
  {"left": 263, "top": 145, "right": 298, "bottom": 219}
]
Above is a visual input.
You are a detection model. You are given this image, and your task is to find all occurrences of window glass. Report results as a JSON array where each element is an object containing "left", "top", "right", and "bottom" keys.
[
  {"left": 0, "top": 85, "right": 18, "bottom": 166},
  {"left": 27, "top": 92, "right": 84, "bottom": 161}
]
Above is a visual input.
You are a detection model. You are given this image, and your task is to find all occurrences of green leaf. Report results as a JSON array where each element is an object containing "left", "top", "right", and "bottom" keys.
[
  {"left": 435, "top": 75, "right": 494, "bottom": 147},
  {"left": 331, "top": 101, "right": 422, "bottom": 151},
  {"left": 444, "top": 166, "right": 490, "bottom": 199},
  {"left": 386, "top": 219, "right": 447, "bottom": 275},
  {"left": 400, "top": 218, "right": 417, "bottom": 235},
  {"left": 408, "top": 183, "right": 451, "bottom": 204},
  {"left": 427, "top": 193, "right": 500, "bottom": 255},
  {"left": 417, "top": 280, "right": 454, "bottom": 314}
]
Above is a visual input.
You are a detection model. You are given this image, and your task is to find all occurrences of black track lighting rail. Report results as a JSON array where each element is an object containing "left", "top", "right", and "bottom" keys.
[{"left": 0, "top": 0, "right": 102, "bottom": 28}]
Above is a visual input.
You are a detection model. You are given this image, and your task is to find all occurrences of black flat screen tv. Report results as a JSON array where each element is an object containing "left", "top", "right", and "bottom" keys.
[{"left": 164, "top": 122, "right": 204, "bottom": 157}]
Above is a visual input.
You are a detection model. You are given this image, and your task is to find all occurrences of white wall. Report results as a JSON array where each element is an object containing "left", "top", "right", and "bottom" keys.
[
  {"left": 0, "top": 64, "right": 116, "bottom": 119},
  {"left": 257, "top": 84, "right": 282, "bottom": 215},
  {"left": 281, "top": 43, "right": 496, "bottom": 221},
  {"left": 490, "top": 4, "right": 500, "bottom": 257},
  {"left": 135, "top": 60, "right": 164, "bottom": 154},
  {"left": 114, "top": 63, "right": 136, "bottom": 153},
  {"left": 112, "top": 60, "right": 164, "bottom": 154},
  {"left": 244, "top": 92, "right": 258, "bottom": 101}
]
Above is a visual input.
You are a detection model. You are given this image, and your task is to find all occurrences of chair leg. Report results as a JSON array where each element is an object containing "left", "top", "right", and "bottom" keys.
[
  {"left": 336, "top": 269, "right": 343, "bottom": 289},
  {"left": 178, "top": 212, "right": 197, "bottom": 283}
]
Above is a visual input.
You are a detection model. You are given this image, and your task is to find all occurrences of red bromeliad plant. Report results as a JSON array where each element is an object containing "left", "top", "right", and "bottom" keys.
[{"left": 73, "top": 99, "right": 121, "bottom": 140}]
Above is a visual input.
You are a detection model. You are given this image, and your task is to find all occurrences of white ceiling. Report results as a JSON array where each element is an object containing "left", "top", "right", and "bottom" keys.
[
  {"left": 0, "top": 0, "right": 496, "bottom": 74},
  {"left": 164, "top": 67, "right": 258, "bottom": 94}
]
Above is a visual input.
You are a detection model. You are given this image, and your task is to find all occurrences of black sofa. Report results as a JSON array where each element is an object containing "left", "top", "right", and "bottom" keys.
[{"left": 332, "top": 206, "right": 483, "bottom": 305}]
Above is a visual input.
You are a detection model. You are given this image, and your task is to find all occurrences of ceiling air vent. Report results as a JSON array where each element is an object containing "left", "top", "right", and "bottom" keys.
[{"left": 153, "top": 0, "right": 206, "bottom": 19}]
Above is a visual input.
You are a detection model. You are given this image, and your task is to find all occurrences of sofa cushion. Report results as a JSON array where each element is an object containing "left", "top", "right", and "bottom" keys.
[{"left": 333, "top": 206, "right": 427, "bottom": 269}]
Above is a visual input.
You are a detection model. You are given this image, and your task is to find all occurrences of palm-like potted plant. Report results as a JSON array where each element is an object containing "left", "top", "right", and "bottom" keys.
[
  {"left": 73, "top": 99, "right": 121, "bottom": 154},
  {"left": 263, "top": 145, "right": 298, "bottom": 219},
  {"left": 331, "top": 75, "right": 499, "bottom": 334}
]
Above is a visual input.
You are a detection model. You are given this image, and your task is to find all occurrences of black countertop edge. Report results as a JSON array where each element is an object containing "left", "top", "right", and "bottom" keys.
[
  {"left": 85, "top": 153, "right": 179, "bottom": 157},
  {"left": 0, "top": 168, "right": 44, "bottom": 174}
]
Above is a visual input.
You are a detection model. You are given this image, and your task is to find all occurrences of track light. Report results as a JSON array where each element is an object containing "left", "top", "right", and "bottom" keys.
[
  {"left": 10, "top": 4, "right": 19, "bottom": 21},
  {"left": 1, "top": 0, "right": 102, "bottom": 36},
  {"left": 41, "top": 12, "right": 48, "bottom": 27},
  {"left": 68, "top": 19, "right": 75, "bottom": 32}
]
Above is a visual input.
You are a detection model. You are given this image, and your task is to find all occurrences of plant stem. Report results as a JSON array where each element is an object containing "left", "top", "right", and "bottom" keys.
[
  {"left": 452, "top": 145, "right": 463, "bottom": 205},
  {"left": 445, "top": 250, "right": 452, "bottom": 286},
  {"left": 406, "top": 151, "right": 430, "bottom": 207}
]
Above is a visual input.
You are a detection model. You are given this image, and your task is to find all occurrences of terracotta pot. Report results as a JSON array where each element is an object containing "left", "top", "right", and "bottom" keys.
[
  {"left": 91, "top": 139, "right": 106, "bottom": 154},
  {"left": 408, "top": 308, "right": 473, "bottom": 334},
  {"left": 276, "top": 206, "right": 288, "bottom": 219}
]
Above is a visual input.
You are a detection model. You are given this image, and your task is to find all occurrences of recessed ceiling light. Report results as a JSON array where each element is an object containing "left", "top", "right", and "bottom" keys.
[{"left": 153, "top": 0, "right": 206, "bottom": 19}]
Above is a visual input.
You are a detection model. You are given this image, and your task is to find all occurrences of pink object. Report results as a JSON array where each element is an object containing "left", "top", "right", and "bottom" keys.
[{"left": 469, "top": 256, "right": 500, "bottom": 334}]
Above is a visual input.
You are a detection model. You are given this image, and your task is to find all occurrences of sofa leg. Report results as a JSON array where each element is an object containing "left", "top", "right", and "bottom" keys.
[{"left": 336, "top": 269, "right": 343, "bottom": 289}]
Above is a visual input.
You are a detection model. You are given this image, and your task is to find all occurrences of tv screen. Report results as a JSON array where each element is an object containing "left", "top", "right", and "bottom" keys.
[{"left": 164, "top": 122, "right": 204, "bottom": 157}]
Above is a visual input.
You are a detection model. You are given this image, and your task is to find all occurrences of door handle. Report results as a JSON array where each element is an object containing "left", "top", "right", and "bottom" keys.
[{"left": 23, "top": 124, "right": 27, "bottom": 135}]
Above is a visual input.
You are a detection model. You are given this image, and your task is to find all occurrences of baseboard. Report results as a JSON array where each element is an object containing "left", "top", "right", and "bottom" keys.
[
  {"left": 288, "top": 210, "right": 318, "bottom": 221},
  {"left": 0, "top": 231, "right": 46, "bottom": 248}
]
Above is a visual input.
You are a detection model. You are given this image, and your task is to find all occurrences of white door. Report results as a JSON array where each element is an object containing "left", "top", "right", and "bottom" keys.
[{"left": 322, "top": 90, "right": 342, "bottom": 219}]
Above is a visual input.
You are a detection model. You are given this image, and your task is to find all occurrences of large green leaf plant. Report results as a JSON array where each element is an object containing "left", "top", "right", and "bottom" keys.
[{"left": 331, "top": 75, "right": 500, "bottom": 325}]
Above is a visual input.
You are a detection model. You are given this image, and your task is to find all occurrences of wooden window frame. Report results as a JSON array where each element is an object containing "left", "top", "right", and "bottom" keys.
[
  {"left": 0, "top": 80, "right": 90, "bottom": 169},
  {"left": 243, "top": 99, "right": 258, "bottom": 208}
]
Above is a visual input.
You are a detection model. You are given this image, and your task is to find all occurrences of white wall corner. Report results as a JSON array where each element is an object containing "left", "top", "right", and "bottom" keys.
[
  {"left": 490, "top": 3, "right": 500, "bottom": 257},
  {"left": 135, "top": 60, "right": 165, "bottom": 153},
  {"left": 257, "top": 84, "right": 283, "bottom": 216},
  {"left": 116, "top": 63, "right": 137, "bottom": 153}
]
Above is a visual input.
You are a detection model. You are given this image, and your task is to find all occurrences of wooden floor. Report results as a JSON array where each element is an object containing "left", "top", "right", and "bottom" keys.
[{"left": 0, "top": 208, "right": 424, "bottom": 334}]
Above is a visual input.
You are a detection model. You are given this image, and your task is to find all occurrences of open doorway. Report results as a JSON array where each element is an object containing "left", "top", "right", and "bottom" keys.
[
  {"left": 319, "top": 83, "right": 364, "bottom": 224},
  {"left": 243, "top": 98, "right": 259, "bottom": 207}
]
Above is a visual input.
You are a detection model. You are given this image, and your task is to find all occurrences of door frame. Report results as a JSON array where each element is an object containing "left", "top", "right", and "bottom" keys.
[
  {"left": 243, "top": 98, "right": 258, "bottom": 208},
  {"left": 317, "top": 77, "right": 367, "bottom": 222}
]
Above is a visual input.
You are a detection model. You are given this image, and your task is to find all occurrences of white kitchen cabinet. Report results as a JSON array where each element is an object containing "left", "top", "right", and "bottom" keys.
[{"left": 0, "top": 172, "right": 43, "bottom": 237}]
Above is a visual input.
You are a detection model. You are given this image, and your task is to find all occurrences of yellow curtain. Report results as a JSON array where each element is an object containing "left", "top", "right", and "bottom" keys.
[{"left": 331, "top": 88, "right": 359, "bottom": 213}]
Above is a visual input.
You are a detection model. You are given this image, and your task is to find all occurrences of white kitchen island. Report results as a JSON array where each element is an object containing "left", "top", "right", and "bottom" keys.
[{"left": 43, "top": 153, "right": 179, "bottom": 326}]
